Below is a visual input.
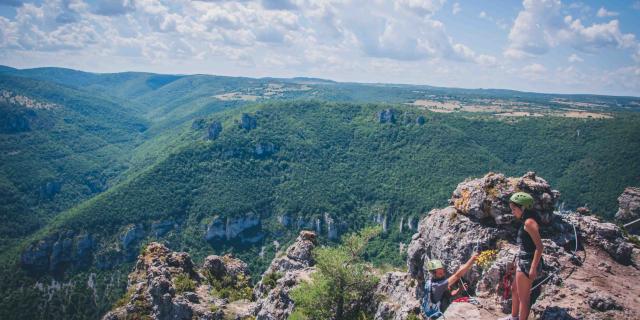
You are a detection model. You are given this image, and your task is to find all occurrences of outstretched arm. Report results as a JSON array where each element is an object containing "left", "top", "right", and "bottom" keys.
[{"left": 447, "top": 253, "right": 479, "bottom": 288}]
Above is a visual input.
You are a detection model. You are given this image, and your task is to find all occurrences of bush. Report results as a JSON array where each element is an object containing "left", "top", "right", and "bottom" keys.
[
  {"left": 173, "top": 273, "right": 196, "bottom": 294},
  {"left": 291, "top": 227, "right": 381, "bottom": 320}
]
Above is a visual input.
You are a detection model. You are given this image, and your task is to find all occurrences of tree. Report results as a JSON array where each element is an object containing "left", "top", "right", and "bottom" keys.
[{"left": 291, "top": 226, "right": 381, "bottom": 320}]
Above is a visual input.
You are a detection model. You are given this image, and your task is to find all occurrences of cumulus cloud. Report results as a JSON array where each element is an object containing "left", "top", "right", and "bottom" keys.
[
  {"left": 505, "top": 0, "right": 637, "bottom": 59},
  {"left": 596, "top": 7, "right": 618, "bottom": 17},
  {"left": 452, "top": 2, "right": 460, "bottom": 15},
  {"left": 394, "top": 0, "right": 446, "bottom": 17},
  {"left": 568, "top": 53, "right": 583, "bottom": 63}
]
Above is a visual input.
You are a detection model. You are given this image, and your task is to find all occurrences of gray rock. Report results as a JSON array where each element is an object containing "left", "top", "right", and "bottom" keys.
[
  {"left": 450, "top": 172, "right": 559, "bottom": 225},
  {"left": 378, "top": 109, "right": 396, "bottom": 124},
  {"left": 563, "top": 213, "right": 634, "bottom": 264},
  {"left": 373, "top": 272, "right": 421, "bottom": 320},
  {"left": 254, "top": 231, "right": 317, "bottom": 320},
  {"left": 206, "top": 121, "right": 223, "bottom": 140},
  {"left": 407, "top": 206, "right": 508, "bottom": 284},
  {"left": 240, "top": 113, "right": 257, "bottom": 131},
  {"left": 205, "top": 214, "right": 261, "bottom": 242},
  {"left": 615, "top": 187, "right": 640, "bottom": 223},
  {"left": 588, "top": 293, "right": 623, "bottom": 312},
  {"left": 103, "top": 242, "right": 253, "bottom": 320},
  {"left": 152, "top": 221, "right": 174, "bottom": 237}
]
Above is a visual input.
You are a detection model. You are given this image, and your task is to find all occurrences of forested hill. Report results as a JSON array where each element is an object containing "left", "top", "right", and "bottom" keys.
[
  {"left": 0, "top": 74, "right": 148, "bottom": 250},
  {"left": 1, "top": 98, "right": 639, "bottom": 320}
]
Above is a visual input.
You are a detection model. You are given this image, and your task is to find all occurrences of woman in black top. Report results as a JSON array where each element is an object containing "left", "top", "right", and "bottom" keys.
[{"left": 503, "top": 192, "right": 544, "bottom": 320}]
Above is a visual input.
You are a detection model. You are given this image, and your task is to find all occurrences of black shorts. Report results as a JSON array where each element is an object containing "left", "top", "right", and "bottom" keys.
[{"left": 517, "top": 255, "right": 543, "bottom": 279}]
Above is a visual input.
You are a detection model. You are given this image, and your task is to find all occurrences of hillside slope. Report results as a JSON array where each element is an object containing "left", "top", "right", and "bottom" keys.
[
  {"left": 0, "top": 75, "right": 149, "bottom": 249},
  {"left": 1, "top": 101, "right": 639, "bottom": 319}
]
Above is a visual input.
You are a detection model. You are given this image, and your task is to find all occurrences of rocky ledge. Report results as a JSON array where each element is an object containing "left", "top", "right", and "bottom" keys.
[{"left": 102, "top": 172, "right": 640, "bottom": 320}]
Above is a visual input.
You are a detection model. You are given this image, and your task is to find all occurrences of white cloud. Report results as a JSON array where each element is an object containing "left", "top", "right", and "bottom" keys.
[
  {"left": 568, "top": 53, "right": 583, "bottom": 63},
  {"left": 394, "top": 0, "right": 446, "bottom": 17},
  {"left": 478, "top": 11, "right": 487, "bottom": 19},
  {"left": 505, "top": 0, "right": 637, "bottom": 59},
  {"left": 596, "top": 7, "right": 618, "bottom": 17},
  {"left": 452, "top": 2, "right": 460, "bottom": 15}
]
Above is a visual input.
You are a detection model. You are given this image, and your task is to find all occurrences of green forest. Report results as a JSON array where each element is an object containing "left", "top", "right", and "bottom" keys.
[{"left": 0, "top": 67, "right": 639, "bottom": 320}]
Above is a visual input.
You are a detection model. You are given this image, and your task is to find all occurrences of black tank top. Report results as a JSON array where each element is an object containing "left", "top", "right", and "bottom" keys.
[{"left": 517, "top": 210, "right": 540, "bottom": 257}]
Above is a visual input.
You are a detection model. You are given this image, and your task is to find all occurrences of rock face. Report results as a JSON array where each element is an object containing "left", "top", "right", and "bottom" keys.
[
  {"left": 373, "top": 272, "right": 421, "bottom": 320},
  {"left": 403, "top": 172, "right": 639, "bottom": 320},
  {"left": 206, "top": 121, "right": 223, "bottom": 140},
  {"left": 615, "top": 187, "right": 640, "bottom": 223},
  {"left": 240, "top": 113, "right": 257, "bottom": 131},
  {"left": 407, "top": 206, "right": 510, "bottom": 284},
  {"left": 377, "top": 109, "right": 396, "bottom": 124},
  {"left": 450, "top": 172, "right": 559, "bottom": 225},
  {"left": 563, "top": 213, "right": 634, "bottom": 264},
  {"left": 253, "top": 231, "right": 317, "bottom": 320},
  {"left": 205, "top": 214, "right": 261, "bottom": 242},
  {"left": 20, "top": 231, "right": 94, "bottom": 275},
  {"left": 102, "top": 242, "right": 254, "bottom": 320}
]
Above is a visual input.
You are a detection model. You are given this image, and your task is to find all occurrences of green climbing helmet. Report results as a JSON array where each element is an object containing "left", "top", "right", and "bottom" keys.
[
  {"left": 509, "top": 192, "right": 534, "bottom": 209},
  {"left": 426, "top": 259, "right": 444, "bottom": 271}
]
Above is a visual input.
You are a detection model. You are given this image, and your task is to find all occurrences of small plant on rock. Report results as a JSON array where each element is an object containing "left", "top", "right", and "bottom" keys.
[{"left": 173, "top": 273, "right": 196, "bottom": 294}]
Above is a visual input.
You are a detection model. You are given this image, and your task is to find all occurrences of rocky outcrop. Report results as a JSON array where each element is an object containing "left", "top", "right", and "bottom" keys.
[
  {"left": 373, "top": 272, "right": 421, "bottom": 320},
  {"left": 615, "top": 187, "right": 640, "bottom": 223},
  {"left": 407, "top": 206, "right": 510, "bottom": 283},
  {"left": 103, "top": 242, "right": 254, "bottom": 320},
  {"left": 253, "top": 231, "right": 317, "bottom": 320},
  {"left": 255, "top": 142, "right": 276, "bottom": 157},
  {"left": 206, "top": 121, "right": 223, "bottom": 140},
  {"left": 239, "top": 113, "right": 257, "bottom": 131},
  {"left": 450, "top": 171, "right": 559, "bottom": 225},
  {"left": 205, "top": 214, "right": 261, "bottom": 242},
  {"left": 20, "top": 231, "right": 94, "bottom": 275},
  {"left": 563, "top": 213, "right": 634, "bottom": 264},
  {"left": 403, "top": 172, "right": 639, "bottom": 320},
  {"left": 377, "top": 109, "right": 396, "bottom": 124}
]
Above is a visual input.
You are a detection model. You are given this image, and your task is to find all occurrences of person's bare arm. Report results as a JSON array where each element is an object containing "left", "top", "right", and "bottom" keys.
[
  {"left": 525, "top": 218, "right": 544, "bottom": 279},
  {"left": 447, "top": 253, "right": 479, "bottom": 288}
]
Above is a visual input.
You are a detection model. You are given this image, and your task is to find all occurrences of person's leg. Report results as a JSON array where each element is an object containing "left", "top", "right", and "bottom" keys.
[
  {"left": 510, "top": 273, "right": 519, "bottom": 318},
  {"left": 516, "top": 271, "right": 533, "bottom": 319}
]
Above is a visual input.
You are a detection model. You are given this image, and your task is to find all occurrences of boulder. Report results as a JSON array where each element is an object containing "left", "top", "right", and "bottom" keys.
[
  {"left": 373, "top": 272, "right": 421, "bottom": 320},
  {"left": 563, "top": 214, "right": 634, "bottom": 264},
  {"left": 450, "top": 172, "right": 559, "bottom": 225},
  {"left": 615, "top": 187, "right": 640, "bottom": 223},
  {"left": 253, "top": 231, "right": 317, "bottom": 320},
  {"left": 587, "top": 293, "right": 623, "bottom": 312}
]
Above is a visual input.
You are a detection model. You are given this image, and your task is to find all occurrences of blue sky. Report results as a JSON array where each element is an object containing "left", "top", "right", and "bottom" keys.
[{"left": 0, "top": 0, "right": 639, "bottom": 96}]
